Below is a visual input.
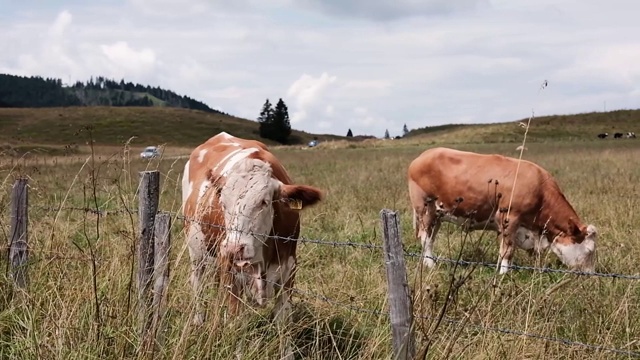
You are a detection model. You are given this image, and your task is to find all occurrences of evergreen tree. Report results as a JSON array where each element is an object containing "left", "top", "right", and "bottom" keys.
[
  {"left": 402, "top": 124, "right": 409, "bottom": 137},
  {"left": 272, "top": 98, "right": 292, "bottom": 144},
  {"left": 346, "top": 128, "right": 353, "bottom": 137},
  {"left": 258, "top": 99, "right": 274, "bottom": 139},
  {"left": 384, "top": 129, "right": 390, "bottom": 139}
]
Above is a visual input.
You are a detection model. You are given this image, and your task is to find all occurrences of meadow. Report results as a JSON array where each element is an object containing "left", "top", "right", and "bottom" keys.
[{"left": 1, "top": 136, "right": 640, "bottom": 359}]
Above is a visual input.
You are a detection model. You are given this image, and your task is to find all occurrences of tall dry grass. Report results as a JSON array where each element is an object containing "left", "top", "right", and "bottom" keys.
[{"left": 0, "top": 133, "right": 639, "bottom": 359}]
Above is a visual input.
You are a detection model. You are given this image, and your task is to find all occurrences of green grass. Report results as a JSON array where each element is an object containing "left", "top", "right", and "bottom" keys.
[
  {"left": 0, "top": 134, "right": 639, "bottom": 359},
  {"left": 0, "top": 107, "right": 349, "bottom": 153}
]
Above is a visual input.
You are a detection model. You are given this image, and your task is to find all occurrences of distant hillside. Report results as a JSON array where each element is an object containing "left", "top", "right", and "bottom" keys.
[
  {"left": 0, "top": 107, "right": 348, "bottom": 153},
  {"left": 405, "top": 109, "right": 640, "bottom": 144},
  {"left": 0, "top": 74, "right": 224, "bottom": 114}
]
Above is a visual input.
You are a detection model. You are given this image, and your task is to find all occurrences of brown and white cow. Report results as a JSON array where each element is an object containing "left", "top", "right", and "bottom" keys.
[
  {"left": 407, "top": 147, "right": 597, "bottom": 274},
  {"left": 181, "top": 132, "right": 323, "bottom": 325}
]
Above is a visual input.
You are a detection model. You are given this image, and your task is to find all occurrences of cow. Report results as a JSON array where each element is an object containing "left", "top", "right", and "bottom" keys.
[
  {"left": 627, "top": 132, "right": 636, "bottom": 139},
  {"left": 597, "top": 133, "right": 608, "bottom": 139},
  {"left": 181, "top": 131, "right": 324, "bottom": 325},
  {"left": 614, "top": 132, "right": 624, "bottom": 139},
  {"left": 407, "top": 147, "right": 597, "bottom": 275}
]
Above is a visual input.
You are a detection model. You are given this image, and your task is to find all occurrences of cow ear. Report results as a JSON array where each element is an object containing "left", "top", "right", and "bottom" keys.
[{"left": 279, "top": 184, "right": 323, "bottom": 210}]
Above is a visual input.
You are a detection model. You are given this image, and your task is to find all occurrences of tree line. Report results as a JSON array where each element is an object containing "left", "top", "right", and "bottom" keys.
[
  {"left": 0, "top": 73, "right": 224, "bottom": 114},
  {"left": 257, "top": 98, "right": 292, "bottom": 144}
]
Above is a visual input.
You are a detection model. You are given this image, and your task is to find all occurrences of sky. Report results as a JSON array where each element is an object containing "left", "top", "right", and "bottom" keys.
[{"left": 1, "top": 0, "right": 639, "bottom": 138}]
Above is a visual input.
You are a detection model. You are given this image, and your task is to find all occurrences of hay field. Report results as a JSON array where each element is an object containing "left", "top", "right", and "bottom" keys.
[{"left": 1, "top": 138, "right": 639, "bottom": 359}]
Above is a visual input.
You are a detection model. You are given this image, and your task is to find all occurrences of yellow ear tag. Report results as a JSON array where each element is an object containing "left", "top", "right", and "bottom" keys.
[{"left": 289, "top": 199, "right": 303, "bottom": 210}]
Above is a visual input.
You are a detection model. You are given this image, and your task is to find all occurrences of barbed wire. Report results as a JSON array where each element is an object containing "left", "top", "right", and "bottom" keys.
[
  {"left": 254, "top": 273, "right": 640, "bottom": 358},
  {"left": 404, "top": 251, "right": 640, "bottom": 280},
  {"left": 32, "top": 205, "right": 138, "bottom": 216},
  {"left": 12, "top": 204, "right": 640, "bottom": 356},
  {"left": 27, "top": 205, "right": 640, "bottom": 280}
]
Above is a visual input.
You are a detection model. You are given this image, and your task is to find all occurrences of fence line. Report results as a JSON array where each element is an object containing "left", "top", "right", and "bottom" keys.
[
  {"left": 6, "top": 173, "right": 640, "bottom": 359},
  {"left": 27, "top": 205, "right": 640, "bottom": 280},
  {"left": 256, "top": 267, "right": 640, "bottom": 358}
]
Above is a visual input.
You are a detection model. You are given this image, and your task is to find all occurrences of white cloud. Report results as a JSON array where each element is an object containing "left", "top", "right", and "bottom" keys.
[
  {"left": 100, "top": 41, "right": 157, "bottom": 77},
  {"left": 286, "top": 72, "right": 337, "bottom": 124},
  {"left": 0, "top": 1, "right": 639, "bottom": 137}
]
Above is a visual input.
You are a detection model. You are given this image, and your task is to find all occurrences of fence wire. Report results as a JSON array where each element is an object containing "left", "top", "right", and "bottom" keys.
[
  {"left": 26, "top": 203, "right": 640, "bottom": 357},
  {"left": 258, "top": 275, "right": 640, "bottom": 358},
  {"left": 32, "top": 205, "right": 640, "bottom": 280}
]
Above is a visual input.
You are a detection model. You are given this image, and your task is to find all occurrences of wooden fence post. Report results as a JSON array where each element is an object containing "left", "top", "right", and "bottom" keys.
[
  {"left": 150, "top": 211, "right": 171, "bottom": 350},
  {"left": 137, "top": 170, "right": 160, "bottom": 344},
  {"left": 380, "top": 209, "right": 416, "bottom": 360},
  {"left": 9, "top": 178, "right": 29, "bottom": 290}
]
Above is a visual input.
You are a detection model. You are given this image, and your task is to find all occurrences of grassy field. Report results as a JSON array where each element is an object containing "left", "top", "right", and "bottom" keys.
[
  {"left": 0, "top": 107, "right": 349, "bottom": 154},
  {"left": 1, "top": 135, "right": 640, "bottom": 359}
]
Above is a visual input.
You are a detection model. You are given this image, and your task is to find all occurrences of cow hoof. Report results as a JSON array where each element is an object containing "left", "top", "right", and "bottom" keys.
[
  {"left": 192, "top": 313, "right": 205, "bottom": 326},
  {"left": 423, "top": 257, "right": 436, "bottom": 268}
]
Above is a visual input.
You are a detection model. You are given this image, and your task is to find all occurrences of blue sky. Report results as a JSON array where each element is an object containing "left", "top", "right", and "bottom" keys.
[{"left": 1, "top": 0, "right": 639, "bottom": 137}]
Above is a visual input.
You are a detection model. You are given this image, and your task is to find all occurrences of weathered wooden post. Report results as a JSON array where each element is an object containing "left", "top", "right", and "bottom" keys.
[
  {"left": 137, "top": 170, "right": 160, "bottom": 345},
  {"left": 380, "top": 209, "right": 416, "bottom": 360},
  {"left": 150, "top": 211, "right": 171, "bottom": 350},
  {"left": 9, "top": 178, "right": 29, "bottom": 290}
]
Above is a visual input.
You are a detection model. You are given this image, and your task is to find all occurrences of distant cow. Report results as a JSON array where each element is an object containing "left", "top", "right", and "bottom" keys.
[
  {"left": 597, "top": 133, "right": 608, "bottom": 139},
  {"left": 627, "top": 132, "right": 636, "bottom": 138},
  {"left": 614, "top": 132, "right": 624, "bottom": 139},
  {"left": 407, "top": 147, "right": 597, "bottom": 274},
  {"left": 181, "top": 131, "right": 324, "bottom": 325}
]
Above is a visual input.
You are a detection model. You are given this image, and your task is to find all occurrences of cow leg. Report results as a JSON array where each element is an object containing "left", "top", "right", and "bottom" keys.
[
  {"left": 497, "top": 216, "right": 519, "bottom": 274},
  {"left": 272, "top": 255, "right": 296, "bottom": 324},
  {"left": 415, "top": 204, "right": 441, "bottom": 268},
  {"left": 186, "top": 224, "right": 207, "bottom": 326}
]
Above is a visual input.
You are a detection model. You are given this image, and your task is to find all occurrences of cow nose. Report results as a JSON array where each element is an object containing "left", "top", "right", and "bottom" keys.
[{"left": 230, "top": 244, "right": 246, "bottom": 259}]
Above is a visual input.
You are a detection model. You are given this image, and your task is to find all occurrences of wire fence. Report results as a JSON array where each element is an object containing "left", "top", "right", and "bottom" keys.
[
  {"left": 6, "top": 184, "right": 640, "bottom": 358},
  {"left": 32, "top": 204, "right": 640, "bottom": 280}
]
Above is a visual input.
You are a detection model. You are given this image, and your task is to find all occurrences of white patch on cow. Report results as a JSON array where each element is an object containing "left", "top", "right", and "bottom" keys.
[
  {"left": 194, "top": 179, "right": 211, "bottom": 215},
  {"left": 550, "top": 240, "right": 595, "bottom": 272},
  {"left": 218, "top": 142, "right": 242, "bottom": 147},
  {"left": 419, "top": 228, "right": 436, "bottom": 268},
  {"left": 219, "top": 158, "right": 277, "bottom": 267},
  {"left": 211, "top": 148, "right": 243, "bottom": 174},
  {"left": 220, "top": 131, "right": 234, "bottom": 140},
  {"left": 220, "top": 148, "right": 260, "bottom": 177},
  {"left": 499, "top": 258, "right": 510, "bottom": 274},
  {"left": 197, "top": 149, "right": 208, "bottom": 162},
  {"left": 181, "top": 160, "right": 192, "bottom": 206}
]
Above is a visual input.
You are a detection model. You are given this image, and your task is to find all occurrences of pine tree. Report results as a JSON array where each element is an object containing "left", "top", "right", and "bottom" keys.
[
  {"left": 346, "top": 129, "right": 353, "bottom": 137},
  {"left": 258, "top": 99, "right": 274, "bottom": 139},
  {"left": 402, "top": 124, "right": 409, "bottom": 137},
  {"left": 272, "top": 98, "right": 292, "bottom": 144},
  {"left": 384, "top": 129, "right": 390, "bottom": 139}
]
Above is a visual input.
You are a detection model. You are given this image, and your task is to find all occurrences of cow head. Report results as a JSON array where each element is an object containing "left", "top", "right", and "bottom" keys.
[
  {"left": 550, "top": 220, "right": 597, "bottom": 272},
  {"left": 214, "top": 158, "right": 323, "bottom": 270}
]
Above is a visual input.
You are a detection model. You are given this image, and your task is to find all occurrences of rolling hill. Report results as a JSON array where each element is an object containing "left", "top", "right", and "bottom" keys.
[
  {"left": 0, "top": 106, "right": 347, "bottom": 152},
  {"left": 404, "top": 109, "right": 640, "bottom": 144}
]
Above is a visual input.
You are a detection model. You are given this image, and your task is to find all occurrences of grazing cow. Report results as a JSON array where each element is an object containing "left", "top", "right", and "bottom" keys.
[
  {"left": 407, "top": 147, "right": 597, "bottom": 274},
  {"left": 627, "top": 132, "right": 636, "bottom": 139},
  {"left": 614, "top": 132, "right": 624, "bottom": 139},
  {"left": 597, "top": 133, "right": 608, "bottom": 139},
  {"left": 181, "top": 132, "right": 323, "bottom": 325}
]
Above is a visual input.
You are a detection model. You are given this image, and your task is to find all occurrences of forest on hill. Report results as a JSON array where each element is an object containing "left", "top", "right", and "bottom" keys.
[{"left": 0, "top": 73, "right": 223, "bottom": 114}]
